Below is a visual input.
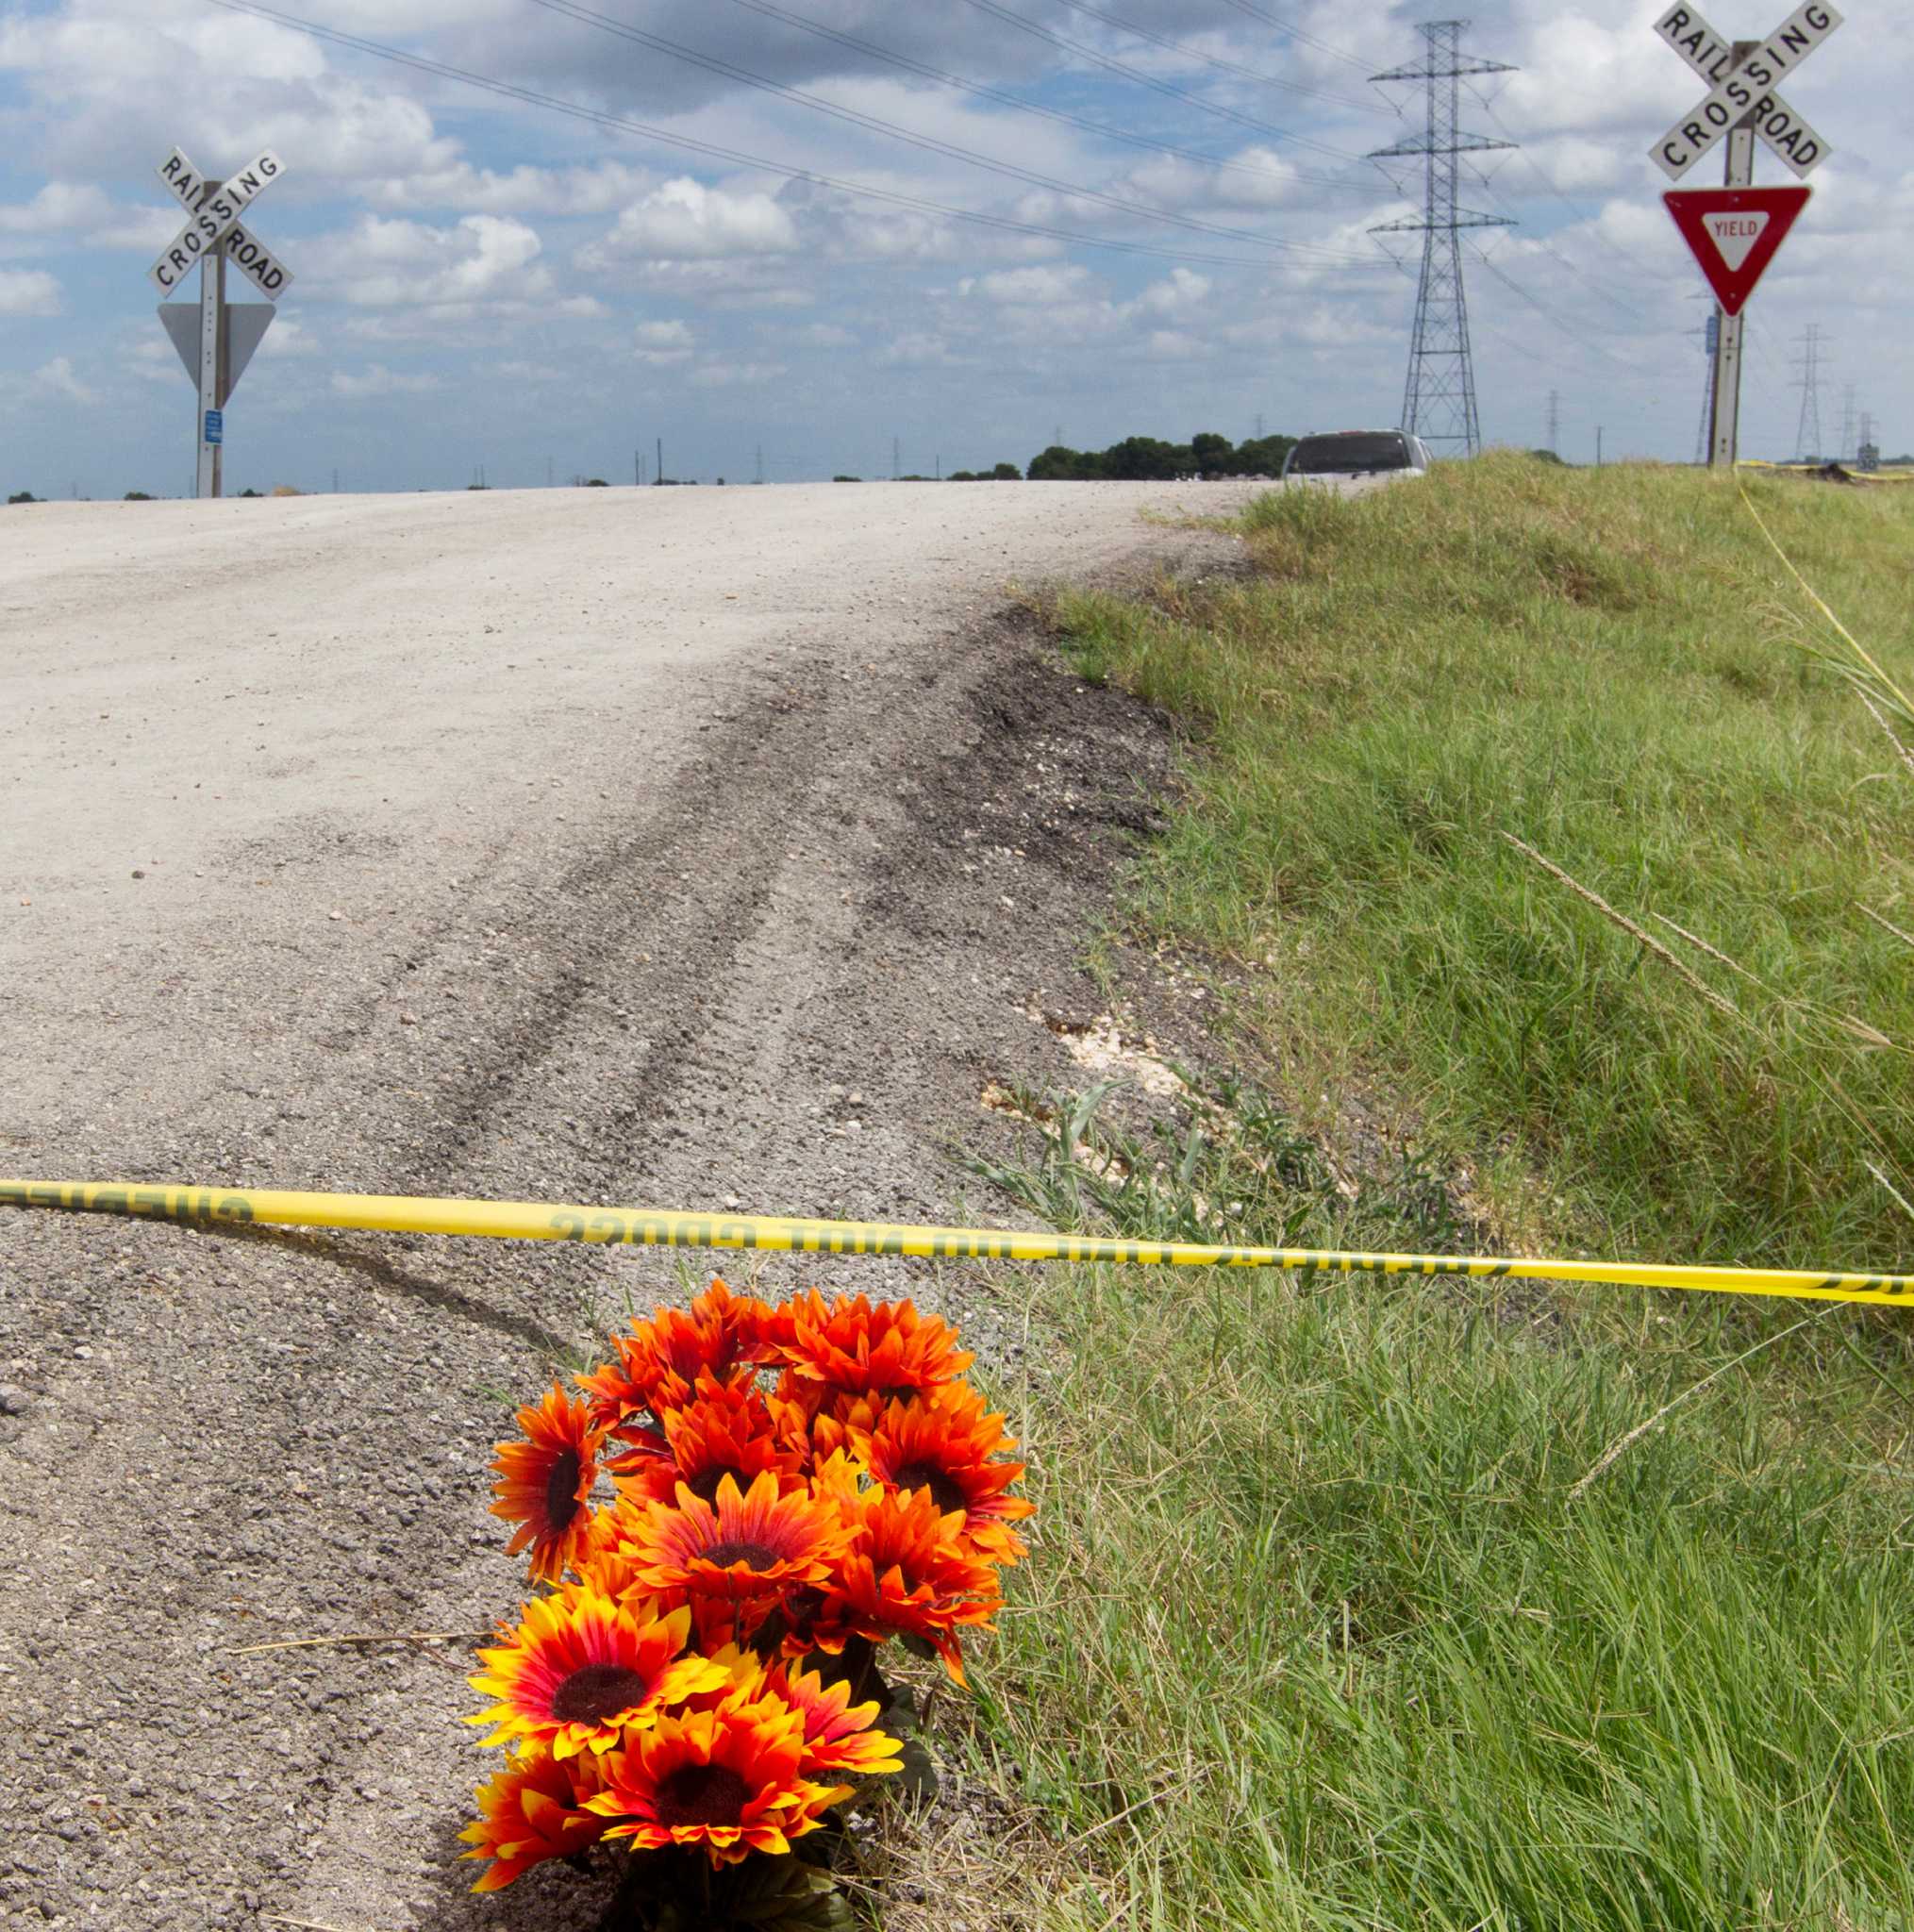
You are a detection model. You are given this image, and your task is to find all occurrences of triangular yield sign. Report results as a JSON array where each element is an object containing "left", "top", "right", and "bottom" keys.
[
  {"left": 156, "top": 301, "right": 275, "bottom": 403},
  {"left": 1663, "top": 187, "right": 1810, "bottom": 317}
]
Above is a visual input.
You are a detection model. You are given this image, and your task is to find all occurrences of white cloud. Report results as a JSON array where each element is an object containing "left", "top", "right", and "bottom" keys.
[
  {"left": 686, "top": 359, "right": 788, "bottom": 388},
  {"left": 368, "top": 159, "right": 656, "bottom": 217},
  {"left": 330, "top": 363, "right": 440, "bottom": 398},
  {"left": 33, "top": 356, "right": 97, "bottom": 403},
  {"left": 971, "top": 263, "right": 1096, "bottom": 305},
  {"left": 583, "top": 179, "right": 799, "bottom": 264},
  {"left": 0, "top": 269, "right": 62, "bottom": 315},
  {"left": 0, "top": 182, "right": 112, "bottom": 233},
  {"left": 306, "top": 213, "right": 548, "bottom": 307},
  {"left": 635, "top": 318, "right": 694, "bottom": 365}
]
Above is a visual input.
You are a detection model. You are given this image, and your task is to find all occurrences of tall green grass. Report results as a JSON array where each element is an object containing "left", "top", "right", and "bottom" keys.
[
  {"left": 1054, "top": 458, "right": 1914, "bottom": 1269},
  {"left": 979, "top": 1253, "right": 1914, "bottom": 1931}
]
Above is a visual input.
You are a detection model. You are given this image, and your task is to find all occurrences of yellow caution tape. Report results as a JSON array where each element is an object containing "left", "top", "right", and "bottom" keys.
[{"left": 3, "top": 1179, "right": 1912, "bottom": 1307}]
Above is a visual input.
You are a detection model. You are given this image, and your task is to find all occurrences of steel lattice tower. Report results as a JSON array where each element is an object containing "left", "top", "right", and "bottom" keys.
[
  {"left": 1792, "top": 322, "right": 1825, "bottom": 461},
  {"left": 1369, "top": 22, "right": 1514, "bottom": 458}
]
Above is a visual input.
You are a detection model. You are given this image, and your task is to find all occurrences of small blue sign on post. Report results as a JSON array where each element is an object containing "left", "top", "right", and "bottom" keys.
[
  {"left": 203, "top": 408, "right": 223, "bottom": 445},
  {"left": 1705, "top": 313, "right": 1720, "bottom": 355}
]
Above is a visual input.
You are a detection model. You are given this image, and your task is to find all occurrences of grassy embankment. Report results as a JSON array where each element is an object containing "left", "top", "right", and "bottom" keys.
[{"left": 962, "top": 460, "right": 1914, "bottom": 1929}]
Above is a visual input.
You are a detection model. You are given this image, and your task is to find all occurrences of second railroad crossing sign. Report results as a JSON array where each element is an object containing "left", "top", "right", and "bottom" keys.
[
  {"left": 1651, "top": 0, "right": 1841, "bottom": 179},
  {"left": 147, "top": 144, "right": 295, "bottom": 498},
  {"left": 1662, "top": 184, "right": 1811, "bottom": 313}
]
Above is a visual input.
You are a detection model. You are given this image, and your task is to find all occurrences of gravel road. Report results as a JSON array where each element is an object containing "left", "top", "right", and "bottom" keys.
[{"left": 0, "top": 479, "right": 1255, "bottom": 1930}]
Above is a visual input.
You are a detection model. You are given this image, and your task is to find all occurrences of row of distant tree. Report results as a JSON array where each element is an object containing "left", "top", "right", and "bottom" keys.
[{"left": 1028, "top": 430, "right": 1297, "bottom": 480}]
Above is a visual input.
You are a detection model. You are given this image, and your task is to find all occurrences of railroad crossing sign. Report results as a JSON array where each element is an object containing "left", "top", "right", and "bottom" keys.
[
  {"left": 1652, "top": 2, "right": 1840, "bottom": 179},
  {"left": 1650, "top": 4, "right": 1841, "bottom": 472},
  {"left": 146, "top": 145, "right": 293, "bottom": 498}
]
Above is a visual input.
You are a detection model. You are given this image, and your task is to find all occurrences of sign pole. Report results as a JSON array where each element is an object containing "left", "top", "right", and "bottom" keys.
[
  {"left": 1707, "top": 44, "right": 1756, "bottom": 471},
  {"left": 196, "top": 242, "right": 224, "bottom": 499}
]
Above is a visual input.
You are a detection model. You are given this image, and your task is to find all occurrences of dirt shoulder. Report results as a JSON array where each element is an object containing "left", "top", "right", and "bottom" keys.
[{"left": 0, "top": 481, "right": 1251, "bottom": 1930}]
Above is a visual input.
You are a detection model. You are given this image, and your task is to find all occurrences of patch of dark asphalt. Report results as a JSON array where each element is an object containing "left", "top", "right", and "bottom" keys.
[{"left": 0, "top": 522, "right": 1241, "bottom": 1931}]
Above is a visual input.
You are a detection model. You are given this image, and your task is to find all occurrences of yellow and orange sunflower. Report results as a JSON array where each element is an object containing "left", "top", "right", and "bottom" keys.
[
  {"left": 820, "top": 1484, "right": 1002, "bottom": 1684},
  {"left": 852, "top": 1387, "right": 1034, "bottom": 1563},
  {"left": 488, "top": 1383, "right": 605, "bottom": 1583},
  {"left": 621, "top": 1470, "right": 854, "bottom": 1604},
  {"left": 458, "top": 1742, "right": 609, "bottom": 1891},
  {"left": 583, "top": 1700, "right": 850, "bottom": 1867},
  {"left": 468, "top": 1588, "right": 731, "bottom": 1759},
  {"left": 774, "top": 1292, "right": 973, "bottom": 1418},
  {"left": 758, "top": 1661, "right": 906, "bottom": 1780}
]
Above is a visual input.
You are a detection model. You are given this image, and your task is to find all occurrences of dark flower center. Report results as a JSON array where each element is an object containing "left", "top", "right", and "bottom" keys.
[
  {"left": 654, "top": 1761, "right": 753, "bottom": 1828},
  {"left": 703, "top": 1540, "right": 780, "bottom": 1571},
  {"left": 891, "top": 1461, "right": 967, "bottom": 1516},
  {"left": 551, "top": 1662, "right": 652, "bottom": 1724},
  {"left": 544, "top": 1447, "right": 584, "bottom": 1530},
  {"left": 686, "top": 1464, "right": 744, "bottom": 1507}
]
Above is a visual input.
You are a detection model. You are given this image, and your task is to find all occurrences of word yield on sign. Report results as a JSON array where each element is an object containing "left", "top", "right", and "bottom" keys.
[{"left": 1663, "top": 186, "right": 1810, "bottom": 313}]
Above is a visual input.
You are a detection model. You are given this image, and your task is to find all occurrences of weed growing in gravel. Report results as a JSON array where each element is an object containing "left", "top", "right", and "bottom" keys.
[{"left": 463, "top": 1281, "right": 1032, "bottom": 1928}]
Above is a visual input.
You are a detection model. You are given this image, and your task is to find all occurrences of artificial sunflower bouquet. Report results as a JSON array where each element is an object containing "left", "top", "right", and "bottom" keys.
[{"left": 460, "top": 1279, "right": 1033, "bottom": 1926}]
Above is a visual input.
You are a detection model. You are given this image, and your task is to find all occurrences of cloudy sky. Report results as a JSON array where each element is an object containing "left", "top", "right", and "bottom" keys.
[{"left": 0, "top": 0, "right": 1903, "bottom": 495}]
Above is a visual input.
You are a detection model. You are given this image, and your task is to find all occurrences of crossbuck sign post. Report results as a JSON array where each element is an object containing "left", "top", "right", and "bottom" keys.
[
  {"left": 147, "top": 147, "right": 294, "bottom": 498},
  {"left": 1650, "top": 4, "right": 1840, "bottom": 469}
]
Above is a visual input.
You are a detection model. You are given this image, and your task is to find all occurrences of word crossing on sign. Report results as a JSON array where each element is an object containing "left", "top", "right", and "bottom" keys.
[
  {"left": 149, "top": 149, "right": 289, "bottom": 295},
  {"left": 1652, "top": 0, "right": 1842, "bottom": 179},
  {"left": 1663, "top": 186, "right": 1811, "bottom": 313}
]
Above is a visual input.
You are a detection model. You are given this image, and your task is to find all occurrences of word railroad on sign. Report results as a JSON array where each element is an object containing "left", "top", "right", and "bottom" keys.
[
  {"left": 1650, "top": 2, "right": 1841, "bottom": 471},
  {"left": 145, "top": 145, "right": 294, "bottom": 499}
]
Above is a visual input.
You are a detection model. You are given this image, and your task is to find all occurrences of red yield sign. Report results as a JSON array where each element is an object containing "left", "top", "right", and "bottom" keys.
[{"left": 1662, "top": 185, "right": 1809, "bottom": 315}]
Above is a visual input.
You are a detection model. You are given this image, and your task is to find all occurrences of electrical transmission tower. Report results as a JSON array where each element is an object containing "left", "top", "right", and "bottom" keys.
[
  {"left": 1791, "top": 323, "right": 1825, "bottom": 461},
  {"left": 1837, "top": 384, "right": 1856, "bottom": 463},
  {"left": 1369, "top": 21, "right": 1514, "bottom": 458},
  {"left": 1545, "top": 389, "right": 1560, "bottom": 455}
]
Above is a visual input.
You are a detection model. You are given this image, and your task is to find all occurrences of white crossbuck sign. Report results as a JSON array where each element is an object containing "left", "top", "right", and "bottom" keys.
[
  {"left": 148, "top": 146, "right": 293, "bottom": 298},
  {"left": 146, "top": 144, "right": 294, "bottom": 497},
  {"left": 1652, "top": 0, "right": 1841, "bottom": 179}
]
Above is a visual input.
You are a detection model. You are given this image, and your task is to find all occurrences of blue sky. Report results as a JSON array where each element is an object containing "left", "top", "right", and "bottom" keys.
[{"left": 0, "top": 0, "right": 1905, "bottom": 496}]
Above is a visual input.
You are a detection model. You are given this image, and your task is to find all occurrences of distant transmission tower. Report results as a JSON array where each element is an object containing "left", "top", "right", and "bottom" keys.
[
  {"left": 1369, "top": 20, "right": 1514, "bottom": 458},
  {"left": 1544, "top": 389, "right": 1560, "bottom": 454},
  {"left": 1837, "top": 384, "right": 1856, "bottom": 463},
  {"left": 1791, "top": 323, "right": 1825, "bottom": 460},
  {"left": 891, "top": 435, "right": 901, "bottom": 481}
]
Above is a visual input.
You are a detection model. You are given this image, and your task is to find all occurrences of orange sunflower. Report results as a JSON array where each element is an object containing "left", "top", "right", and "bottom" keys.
[
  {"left": 488, "top": 1383, "right": 604, "bottom": 1583},
  {"left": 615, "top": 1381, "right": 807, "bottom": 1507},
  {"left": 580, "top": 1279, "right": 774, "bottom": 1425},
  {"left": 583, "top": 1700, "right": 850, "bottom": 1867},
  {"left": 468, "top": 1589, "right": 731, "bottom": 1759},
  {"left": 458, "top": 1743, "right": 609, "bottom": 1891},
  {"left": 621, "top": 1470, "right": 853, "bottom": 1603},
  {"left": 820, "top": 1484, "right": 1002, "bottom": 1685},
  {"left": 774, "top": 1292, "right": 973, "bottom": 1415},
  {"left": 853, "top": 1387, "right": 1034, "bottom": 1563}
]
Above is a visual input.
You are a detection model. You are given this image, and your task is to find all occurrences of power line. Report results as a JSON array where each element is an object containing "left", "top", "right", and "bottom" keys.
[
  {"left": 1211, "top": 0, "right": 1375, "bottom": 74},
  {"left": 1041, "top": 0, "right": 1383, "bottom": 110},
  {"left": 526, "top": 0, "right": 1365, "bottom": 254},
  {"left": 1369, "top": 21, "right": 1515, "bottom": 457},
  {"left": 948, "top": 0, "right": 1363, "bottom": 161},
  {"left": 715, "top": 0, "right": 1372, "bottom": 194},
  {"left": 206, "top": 0, "right": 1381, "bottom": 269},
  {"left": 1792, "top": 322, "right": 1826, "bottom": 460}
]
